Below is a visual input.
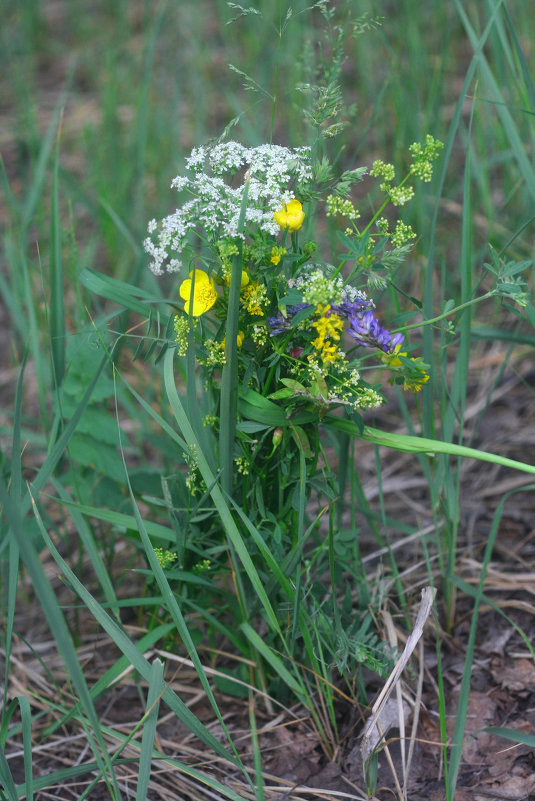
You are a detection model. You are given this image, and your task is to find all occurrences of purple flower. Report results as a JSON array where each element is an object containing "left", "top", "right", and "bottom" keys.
[
  {"left": 267, "top": 312, "right": 290, "bottom": 335},
  {"left": 347, "top": 309, "right": 404, "bottom": 353},
  {"left": 331, "top": 298, "right": 373, "bottom": 318},
  {"left": 268, "top": 303, "right": 310, "bottom": 336}
]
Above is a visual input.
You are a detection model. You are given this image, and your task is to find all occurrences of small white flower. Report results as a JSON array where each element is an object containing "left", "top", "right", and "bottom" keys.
[
  {"left": 145, "top": 141, "right": 312, "bottom": 274},
  {"left": 170, "top": 176, "right": 189, "bottom": 191}
]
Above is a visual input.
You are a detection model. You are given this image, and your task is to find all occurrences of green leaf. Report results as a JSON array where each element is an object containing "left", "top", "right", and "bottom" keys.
[
  {"left": 79, "top": 268, "right": 163, "bottom": 319},
  {"left": 325, "top": 417, "right": 535, "bottom": 476},
  {"left": 136, "top": 659, "right": 164, "bottom": 801},
  {"left": 483, "top": 727, "right": 535, "bottom": 749},
  {"left": 71, "top": 408, "right": 129, "bottom": 446},
  {"left": 49, "top": 497, "right": 176, "bottom": 543},
  {"left": 68, "top": 434, "right": 127, "bottom": 483}
]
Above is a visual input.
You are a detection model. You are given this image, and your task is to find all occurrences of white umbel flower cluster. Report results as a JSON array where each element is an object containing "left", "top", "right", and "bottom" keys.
[{"left": 144, "top": 142, "right": 313, "bottom": 275}]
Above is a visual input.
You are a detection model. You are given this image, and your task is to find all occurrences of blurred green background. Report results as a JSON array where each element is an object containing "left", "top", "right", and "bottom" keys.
[{"left": 3, "top": 0, "right": 534, "bottom": 297}]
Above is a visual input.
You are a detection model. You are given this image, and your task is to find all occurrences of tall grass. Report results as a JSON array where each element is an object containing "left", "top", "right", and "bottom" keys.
[{"left": 2, "top": 1, "right": 535, "bottom": 799}]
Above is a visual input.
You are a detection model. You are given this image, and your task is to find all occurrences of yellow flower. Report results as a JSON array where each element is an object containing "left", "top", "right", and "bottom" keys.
[
  {"left": 242, "top": 281, "right": 267, "bottom": 316},
  {"left": 222, "top": 331, "right": 245, "bottom": 349},
  {"left": 179, "top": 269, "right": 217, "bottom": 316},
  {"left": 270, "top": 245, "right": 287, "bottom": 265},
  {"left": 381, "top": 344, "right": 405, "bottom": 368},
  {"left": 311, "top": 304, "right": 344, "bottom": 364},
  {"left": 224, "top": 270, "right": 250, "bottom": 288},
  {"left": 381, "top": 345, "right": 430, "bottom": 392},
  {"left": 274, "top": 199, "right": 305, "bottom": 232}
]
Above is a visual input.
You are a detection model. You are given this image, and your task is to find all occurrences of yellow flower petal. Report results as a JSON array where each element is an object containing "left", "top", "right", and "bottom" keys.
[
  {"left": 274, "top": 199, "right": 305, "bottom": 232},
  {"left": 179, "top": 269, "right": 217, "bottom": 317},
  {"left": 273, "top": 208, "right": 288, "bottom": 228}
]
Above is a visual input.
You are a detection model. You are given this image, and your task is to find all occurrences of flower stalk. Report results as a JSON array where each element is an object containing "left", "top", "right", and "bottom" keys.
[{"left": 219, "top": 177, "right": 250, "bottom": 497}]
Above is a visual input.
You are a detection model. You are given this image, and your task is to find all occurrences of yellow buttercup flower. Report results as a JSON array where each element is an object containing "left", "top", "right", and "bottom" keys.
[
  {"left": 222, "top": 331, "right": 245, "bottom": 349},
  {"left": 224, "top": 270, "right": 250, "bottom": 289},
  {"left": 274, "top": 199, "right": 305, "bottom": 232},
  {"left": 179, "top": 269, "right": 217, "bottom": 316}
]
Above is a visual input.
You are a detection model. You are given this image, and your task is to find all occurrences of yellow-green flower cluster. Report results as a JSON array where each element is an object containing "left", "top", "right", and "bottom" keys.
[
  {"left": 409, "top": 134, "right": 444, "bottom": 182},
  {"left": 391, "top": 220, "right": 416, "bottom": 248},
  {"left": 242, "top": 281, "right": 267, "bottom": 315},
  {"left": 154, "top": 547, "right": 177, "bottom": 569},
  {"left": 354, "top": 386, "right": 384, "bottom": 408},
  {"left": 193, "top": 559, "right": 211, "bottom": 574},
  {"left": 174, "top": 315, "right": 190, "bottom": 356},
  {"left": 252, "top": 325, "right": 268, "bottom": 346},
  {"left": 388, "top": 184, "right": 415, "bottom": 207},
  {"left": 326, "top": 195, "right": 360, "bottom": 220},
  {"left": 199, "top": 339, "right": 226, "bottom": 368},
  {"left": 235, "top": 456, "right": 250, "bottom": 475},
  {"left": 270, "top": 245, "right": 287, "bottom": 265},
  {"left": 376, "top": 217, "right": 390, "bottom": 236},
  {"left": 217, "top": 240, "right": 240, "bottom": 281},
  {"left": 369, "top": 160, "right": 395, "bottom": 182},
  {"left": 300, "top": 270, "right": 344, "bottom": 306}
]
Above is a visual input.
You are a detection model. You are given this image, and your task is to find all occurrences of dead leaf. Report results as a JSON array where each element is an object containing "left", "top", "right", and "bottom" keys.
[
  {"left": 491, "top": 657, "right": 535, "bottom": 693},
  {"left": 361, "top": 587, "right": 436, "bottom": 766}
]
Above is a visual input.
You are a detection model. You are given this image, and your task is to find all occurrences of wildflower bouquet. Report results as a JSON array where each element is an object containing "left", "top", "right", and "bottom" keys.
[
  {"left": 138, "top": 138, "right": 448, "bottom": 690},
  {"left": 144, "top": 138, "right": 438, "bottom": 486}
]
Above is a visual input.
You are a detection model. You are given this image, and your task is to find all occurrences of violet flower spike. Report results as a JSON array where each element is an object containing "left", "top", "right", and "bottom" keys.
[{"left": 347, "top": 309, "right": 404, "bottom": 353}]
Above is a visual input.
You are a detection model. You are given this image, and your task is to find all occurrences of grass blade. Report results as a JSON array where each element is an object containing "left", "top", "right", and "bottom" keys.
[
  {"left": 49, "top": 144, "right": 65, "bottom": 388},
  {"left": 28, "top": 484, "right": 245, "bottom": 771},
  {"left": 0, "top": 479, "right": 122, "bottom": 800},
  {"left": 47, "top": 495, "right": 176, "bottom": 543},
  {"left": 0, "top": 746, "right": 18, "bottom": 801},
  {"left": 22, "top": 91, "right": 66, "bottom": 229},
  {"left": 326, "top": 417, "right": 535, "bottom": 476},
  {"left": 136, "top": 658, "right": 164, "bottom": 801},
  {"left": 483, "top": 727, "right": 535, "bottom": 749},
  {"left": 19, "top": 695, "right": 34, "bottom": 801},
  {"left": 219, "top": 179, "right": 249, "bottom": 495}
]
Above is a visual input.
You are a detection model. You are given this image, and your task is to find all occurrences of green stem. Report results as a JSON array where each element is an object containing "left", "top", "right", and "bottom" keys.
[
  {"left": 360, "top": 171, "right": 413, "bottom": 239},
  {"left": 219, "top": 180, "right": 250, "bottom": 497},
  {"left": 393, "top": 291, "right": 495, "bottom": 334},
  {"left": 270, "top": 3, "right": 283, "bottom": 145}
]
